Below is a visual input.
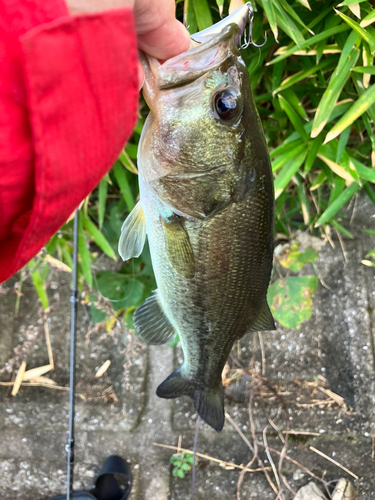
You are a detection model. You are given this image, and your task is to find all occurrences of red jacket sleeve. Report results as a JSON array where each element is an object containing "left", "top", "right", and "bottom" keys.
[{"left": 0, "top": 1, "right": 138, "bottom": 283}]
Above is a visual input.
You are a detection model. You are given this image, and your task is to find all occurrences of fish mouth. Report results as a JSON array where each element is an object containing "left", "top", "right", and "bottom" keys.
[
  {"left": 140, "top": 3, "right": 252, "bottom": 94},
  {"left": 189, "top": 2, "right": 252, "bottom": 48}
]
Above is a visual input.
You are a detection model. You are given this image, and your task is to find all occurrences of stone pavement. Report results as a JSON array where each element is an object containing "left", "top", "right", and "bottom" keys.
[{"left": 0, "top": 194, "right": 374, "bottom": 500}]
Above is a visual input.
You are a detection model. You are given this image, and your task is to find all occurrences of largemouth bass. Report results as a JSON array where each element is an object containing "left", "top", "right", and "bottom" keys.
[{"left": 119, "top": 3, "right": 275, "bottom": 432}]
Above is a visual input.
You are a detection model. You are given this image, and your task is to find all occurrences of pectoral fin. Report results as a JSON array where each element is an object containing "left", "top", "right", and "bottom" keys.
[
  {"left": 161, "top": 215, "right": 195, "bottom": 279},
  {"left": 133, "top": 290, "right": 177, "bottom": 345},
  {"left": 118, "top": 201, "right": 146, "bottom": 261},
  {"left": 248, "top": 300, "right": 276, "bottom": 332}
]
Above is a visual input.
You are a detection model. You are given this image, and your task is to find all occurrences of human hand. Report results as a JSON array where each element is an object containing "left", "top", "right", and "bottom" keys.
[{"left": 66, "top": 0, "right": 190, "bottom": 86}]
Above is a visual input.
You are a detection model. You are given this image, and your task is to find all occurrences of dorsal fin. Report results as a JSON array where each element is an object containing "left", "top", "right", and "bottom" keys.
[{"left": 133, "top": 290, "right": 177, "bottom": 345}]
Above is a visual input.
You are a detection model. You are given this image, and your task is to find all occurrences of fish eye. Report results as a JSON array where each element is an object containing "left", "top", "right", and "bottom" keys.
[{"left": 213, "top": 89, "right": 239, "bottom": 121}]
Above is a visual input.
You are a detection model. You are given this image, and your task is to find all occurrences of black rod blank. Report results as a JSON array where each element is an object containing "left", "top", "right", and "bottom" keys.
[{"left": 67, "top": 209, "right": 79, "bottom": 500}]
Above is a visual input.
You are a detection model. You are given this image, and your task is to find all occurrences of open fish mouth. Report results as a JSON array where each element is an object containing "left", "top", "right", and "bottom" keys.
[
  {"left": 140, "top": 2, "right": 266, "bottom": 92},
  {"left": 188, "top": 2, "right": 253, "bottom": 48}
]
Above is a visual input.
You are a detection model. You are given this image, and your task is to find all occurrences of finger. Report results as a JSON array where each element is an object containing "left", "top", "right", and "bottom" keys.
[{"left": 134, "top": 0, "right": 190, "bottom": 60}]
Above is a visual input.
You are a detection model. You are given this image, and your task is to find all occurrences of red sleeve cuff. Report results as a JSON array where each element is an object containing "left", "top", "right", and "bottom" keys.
[{"left": 1, "top": 8, "right": 138, "bottom": 282}]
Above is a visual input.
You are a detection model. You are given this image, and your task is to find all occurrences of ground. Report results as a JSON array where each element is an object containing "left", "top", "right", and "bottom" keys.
[{"left": 0, "top": 194, "right": 374, "bottom": 500}]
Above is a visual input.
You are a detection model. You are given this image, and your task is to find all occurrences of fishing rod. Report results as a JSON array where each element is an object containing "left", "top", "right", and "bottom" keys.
[{"left": 66, "top": 209, "right": 79, "bottom": 500}]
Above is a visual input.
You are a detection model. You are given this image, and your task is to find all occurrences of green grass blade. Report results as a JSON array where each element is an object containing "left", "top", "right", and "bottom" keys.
[
  {"left": 295, "top": 0, "right": 311, "bottom": 9},
  {"left": 315, "top": 182, "right": 361, "bottom": 226},
  {"left": 277, "top": 0, "right": 313, "bottom": 34},
  {"left": 261, "top": 0, "right": 278, "bottom": 42},
  {"left": 349, "top": 157, "right": 375, "bottom": 183},
  {"left": 311, "top": 38, "right": 359, "bottom": 137},
  {"left": 193, "top": 0, "right": 212, "bottom": 31},
  {"left": 78, "top": 212, "right": 93, "bottom": 287},
  {"left": 272, "top": 143, "right": 307, "bottom": 172},
  {"left": 268, "top": 24, "right": 350, "bottom": 66},
  {"left": 28, "top": 259, "right": 49, "bottom": 309},
  {"left": 98, "top": 175, "right": 108, "bottom": 229},
  {"left": 270, "top": 138, "right": 303, "bottom": 159},
  {"left": 184, "top": 0, "right": 198, "bottom": 35},
  {"left": 305, "top": 135, "right": 323, "bottom": 173},
  {"left": 113, "top": 161, "right": 135, "bottom": 211},
  {"left": 336, "top": 126, "right": 351, "bottom": 162},
  {"left": 273, "top": 2, "right": 305, "bottom": 48},
  {"left": 282, "top": 89, "right": 308, "bottom": 120},
  {"left": 274, "top": 149, "right": 308, "bottom": 199},
  {"left": 360, "top": 9, "right": 375, "bottom": 28},
  {"left": 338, "top": 0, "right": 368, "bottom": 4},
  {"left": 82, "top": 213, "right": 117, "bottom": 260},
  {"left": 274, "top": 58, "right": 335, "bottom": 95},
  {"left": 352, "top": 66, "right": 375, "bottom": 75},
  {"left": 325, "top": 84, "right": 375, "bottom": 143},
  {"left": 335, "top": 9, "right": 375, "bottom": 52},
  {"left": 330, "top": 218, "right": 353, "bottom": 238},
  {"left": 279, "top": 95, "right": 309, "bottom": 141}
]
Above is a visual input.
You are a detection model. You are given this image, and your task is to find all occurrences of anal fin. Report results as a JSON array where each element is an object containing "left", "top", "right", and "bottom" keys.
[
  {"left": 248, "top": 299, "right": 276, "bottom": 332},
  {"left": 133, "top": 290, "right": 177, "bottom": 345},
  {"left": 118, "top": 201, "right": 146, "bottom": 261}
]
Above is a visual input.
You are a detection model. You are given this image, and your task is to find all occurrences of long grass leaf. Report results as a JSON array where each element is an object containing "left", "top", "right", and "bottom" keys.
[
  {"left": 267, "top": 25, "right": 350, "bottom": 65},
  {"left": 274, "top": 149, "right": 308, "bottom": 199},
  {"left": 113, "top": 161, "right": 135, "bottom": 211},
  {"left": 274, "top": 58, "right": 335, "bottom": 95},
  {"left": 78, "top": 212, "right": 93, "bottom": 287},
  {"left": 335, "top": 9, "right": 375, "bottom": 52},
  {"left": 305, "top": 135, "right": 323, "bottom": 173},
  {"left": 360, "top": 10, "right": 375, "bottom": 28},
  {"left": 317, "top": 154, "right": 356, "bottom": 184},
  {"left": 277, "top": 0, "right": 313, "bottom": 34},
  {"left": 28, "top": 259, "right": 49, "bottom": 309},
  {"left": 98, "top": 175, "right": 108, "bottom": 229},
  {"left": 279, "top": 95, "right": 309, "bottom": 141},
  {"left": 325, "top": 84, "right": 375, "bottom": 143},
  {"left": 352, "top": 66, "right": 375, "bottom": 75},
  {"left": 273, "top": 2, "right": 305, "bottom": 48},
  {"left": 315, "top": 182, "right": 361, "bottom": 226},
  {"left": 272, "top": 143, "right": 307, "bottom": 172},
  {"left": 261, "top": 0, "right": 278, "bottom": 42},
  {"left": 295, "top": 0, "right": 311, "bottom": 9},
  {"left": 193, "top": 0, "right": 212, "bottom": 31},
  {"left": 82, "top": 213, "right": 116, "bottom": 260},
  {"left": 349, "top": 157, "right": 375, "bottom": 183},
  {"left": 312, "top": 43, "right": 359, "bottom": 137},
  {"left": 184, "top": 0, "right": 198, "bottom": 35}
]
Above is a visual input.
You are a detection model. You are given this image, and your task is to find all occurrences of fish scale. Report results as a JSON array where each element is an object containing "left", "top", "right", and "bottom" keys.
[{"left": 119, "top": 7, "right": 275, "bottom": 431}]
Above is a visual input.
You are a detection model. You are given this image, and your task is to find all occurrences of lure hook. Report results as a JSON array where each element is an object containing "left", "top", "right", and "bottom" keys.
[{"left": 240, "top": 2, "right": 267, "bottom": 50}]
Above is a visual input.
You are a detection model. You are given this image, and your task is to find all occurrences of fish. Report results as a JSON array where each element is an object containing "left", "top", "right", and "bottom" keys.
[{"left": 119, "top": 3, "right": 275, "bottom": 432}]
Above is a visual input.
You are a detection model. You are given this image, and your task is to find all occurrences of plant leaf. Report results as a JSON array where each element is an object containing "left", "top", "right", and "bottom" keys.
[
  {"left": 279, "top": 95, "right": 309, "bottom": 141},
  {"left": 113, "top": 161, "right": 135, "bottom": 211},
  {"left": 28, "top": 259, "right": 49, "bottom": 309},
  {"left": 315, "top": 182, "right": 361, "bottom": 226},
  {"left": 193, "top": 0, "right": 212, "bottom": 31},
  {"left": 82, "top": 213, "right": 117, "bottom": 260},
  {"left": 325, "top": 84, "right": 375, "bottom": 143},
  {"left": 334, "top": 9, "right": 375, "bottom": 52},
  {"left": 98, "top": 175, "right": 108, "bottom": 229},
  {"left": 267, "top": 276, "right": 318, "bottom": 329},
  {"left": 261, "top": 0, "right": 278, "bottom": 42},
  {"left": 352, "top": 65, "right": 375, "bottom": 75},
  {"left": 274, "top": 148, "right": 308, "bottom": 199},
  {"left": 311, "top": 34, "right": 360, "bottom": 137},
  {"left": 360, "top": 9, "right": 375, "bottom": 28},
  {"left": 78, "top": 212, "right": 93, "bottom": 287}
]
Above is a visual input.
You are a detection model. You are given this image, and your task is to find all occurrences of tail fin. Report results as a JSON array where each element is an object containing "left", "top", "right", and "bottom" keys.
[{"left": 156, "top": 369, "right": 225, "bottom": 432}]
